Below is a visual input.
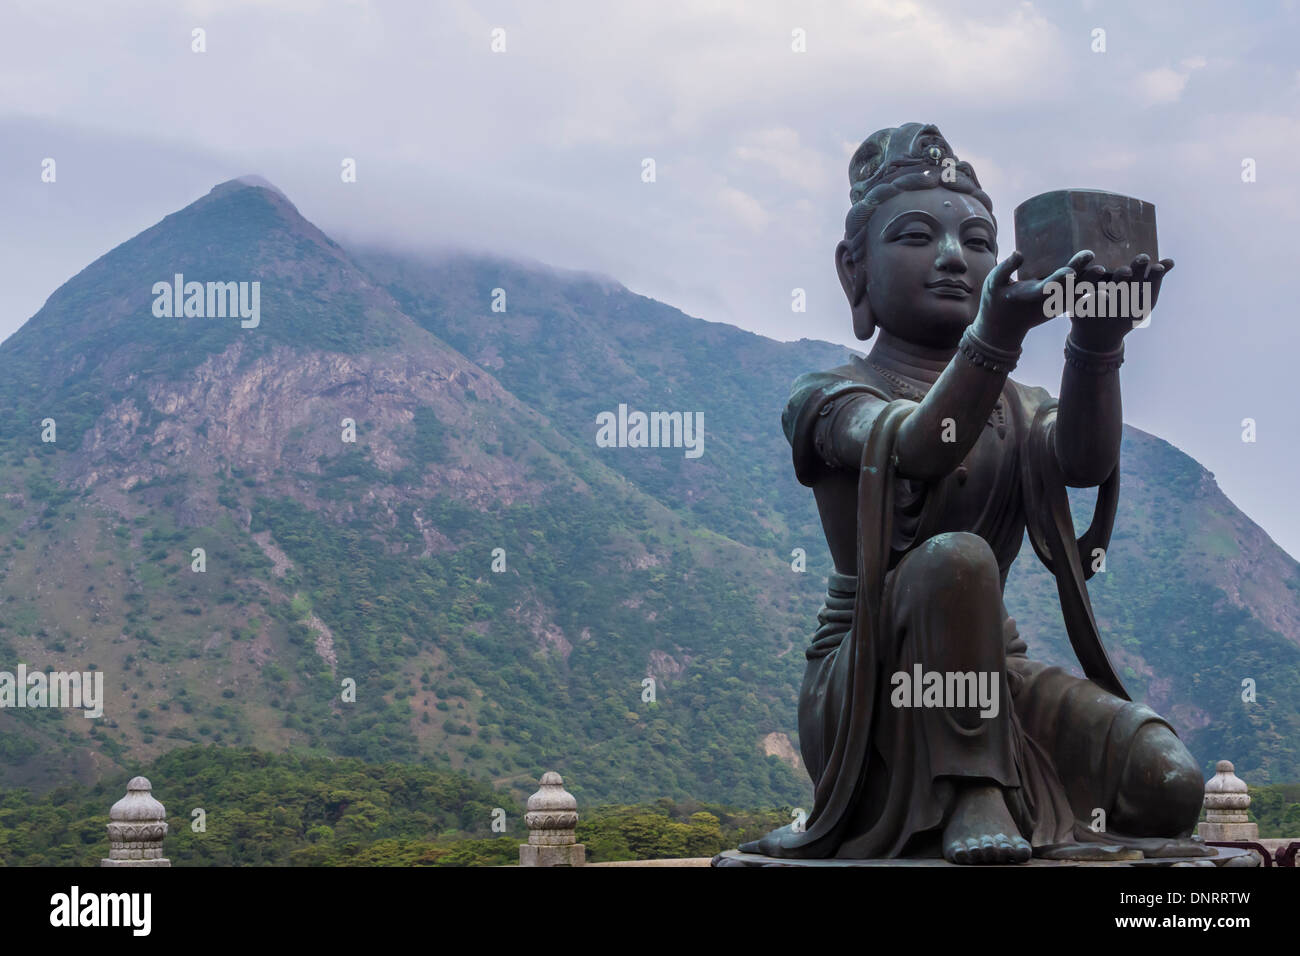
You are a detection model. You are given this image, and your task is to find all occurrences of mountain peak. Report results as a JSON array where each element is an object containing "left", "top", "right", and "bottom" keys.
[
  {"left": 232, "top": 174, "right": 285, "bottom": 194},
  {"left": 208, "top": 174, "right": 288, "bottom": 200},
  {"left": 0, "top": 171, "right": 413, "bottom": 388},
  {"left": 200, "top": 175, "right": 299, "bottom": 218}
]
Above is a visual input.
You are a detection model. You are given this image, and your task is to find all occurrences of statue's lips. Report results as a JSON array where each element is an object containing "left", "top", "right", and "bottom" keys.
[{"left": 926, "top": 279, "right": 972, "bottom": 297}]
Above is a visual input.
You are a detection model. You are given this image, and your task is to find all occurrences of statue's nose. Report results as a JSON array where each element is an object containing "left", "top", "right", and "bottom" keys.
[{"left": 935, "top": 235, "right": 968, "bottom": 272}]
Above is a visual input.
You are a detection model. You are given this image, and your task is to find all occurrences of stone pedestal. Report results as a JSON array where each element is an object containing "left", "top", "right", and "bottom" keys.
[
  {"left": 1198, "top": 760, "right": 1258, "bottom": 842},
  {"left": 101, "top": 776, "right": 170, "bottom": 867},
  {"left": 519, "top": 842, "right": 586, "bottom": 867},
  {"left": 520, "top": 771, "right": 585, "bottom": 867},
  {"left": 711, "top": 846, "right": 1258, "bottom": 867}
]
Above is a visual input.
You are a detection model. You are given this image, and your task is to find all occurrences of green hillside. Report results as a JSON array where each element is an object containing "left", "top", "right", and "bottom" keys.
[{"left": 0, "top": 181, "right": 811, "bottom": 808}]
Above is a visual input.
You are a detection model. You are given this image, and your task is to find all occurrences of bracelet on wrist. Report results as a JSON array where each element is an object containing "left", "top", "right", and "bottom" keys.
[
  {"left": 959, "top": 326, "right": 1021, "bottom": 374},
  {"left": 1063, "top": 335, "right": 1124, "bottom": 374}
]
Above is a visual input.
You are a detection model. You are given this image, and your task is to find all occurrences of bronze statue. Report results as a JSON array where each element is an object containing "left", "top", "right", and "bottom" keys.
[{"left": 743, "top": 123, "right": 1208, "bottom": 864}]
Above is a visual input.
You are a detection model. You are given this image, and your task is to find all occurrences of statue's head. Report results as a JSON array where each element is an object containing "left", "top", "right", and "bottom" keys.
[{"left": 837, "top": 123, "right": 997, "bottom": 348}]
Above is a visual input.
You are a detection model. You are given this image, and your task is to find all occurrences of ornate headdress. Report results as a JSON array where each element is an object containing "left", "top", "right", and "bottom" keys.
[{"left": 843, "top": 123, "right": 994, "bottom": 254}]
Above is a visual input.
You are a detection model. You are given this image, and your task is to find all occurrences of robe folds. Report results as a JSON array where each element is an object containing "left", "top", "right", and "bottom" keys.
[{"left": 745, "top": 359, "right": 1185, "bottom": 859}]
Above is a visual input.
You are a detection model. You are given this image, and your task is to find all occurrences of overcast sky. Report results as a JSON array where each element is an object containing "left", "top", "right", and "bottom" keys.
[{"left": 2, "top": 0, "right": 1299, "bottom": 558}]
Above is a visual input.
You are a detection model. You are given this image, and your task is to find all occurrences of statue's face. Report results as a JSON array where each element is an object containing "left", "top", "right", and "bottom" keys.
[{"left": 862, "top": 187, "right": 997, "bottom": 348}]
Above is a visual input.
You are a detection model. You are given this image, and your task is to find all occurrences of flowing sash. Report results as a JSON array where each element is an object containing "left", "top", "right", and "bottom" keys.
[
  {"left": 1017, "top": 399, "right": 1128, "bottom": 700},
  {"left": 752, "top": 399, "right": 917, "bottom": 856}
]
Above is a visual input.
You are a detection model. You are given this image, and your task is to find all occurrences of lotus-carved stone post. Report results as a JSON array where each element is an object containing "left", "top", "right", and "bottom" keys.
[
  {"left": 100, "top": 776, "right": 170, "bottom": 867},
  {"left": 519, "top": 771, "right": 584, "bottom": 866},
  {"left": 1198, "top": 760, "right": 1258, "bottom": 842}
]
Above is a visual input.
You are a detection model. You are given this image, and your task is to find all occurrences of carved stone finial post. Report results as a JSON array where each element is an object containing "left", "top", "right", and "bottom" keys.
[
  {"left": 519, "top": 771, "right": 585, "bottom": 867},
  {"left": 1198, "top": 760, "right": 1258, "bottom": 842},
  {"left": 101, "top": 776, "right": 170, "bottom": 866}
]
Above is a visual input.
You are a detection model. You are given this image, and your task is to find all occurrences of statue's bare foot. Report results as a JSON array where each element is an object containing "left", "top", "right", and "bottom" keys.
[{"left": 942, "top": 783, "right": 1032, "bottom": 865}]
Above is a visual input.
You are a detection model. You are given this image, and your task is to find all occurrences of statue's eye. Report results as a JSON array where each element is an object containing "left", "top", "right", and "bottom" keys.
[
  {"left": 898, "top": 229, "right": 931, "bottom": 242},
  {"left": 966, "top": 237, "right": 992, "bottom": 250}
]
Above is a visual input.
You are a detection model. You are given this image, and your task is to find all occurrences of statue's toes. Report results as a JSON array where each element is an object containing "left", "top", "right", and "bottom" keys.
[
  {"left": 976, "top": 835, "right": 998, "bottom": 863},
  {"left": 989, "top": 833, "right": 1030, "bottom": 864},
  {"left": 945, "top": 839, "right": 972, "bottom": 865}
]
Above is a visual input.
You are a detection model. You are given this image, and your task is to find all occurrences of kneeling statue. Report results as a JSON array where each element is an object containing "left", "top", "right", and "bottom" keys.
[{"left": 744, "top": 123, "right": 1208, "bottom": 864}]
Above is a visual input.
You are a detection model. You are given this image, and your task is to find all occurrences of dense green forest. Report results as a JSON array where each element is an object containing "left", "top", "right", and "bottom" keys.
[{"left": 0, "top": 747, "right": 790, "bottom": 866}]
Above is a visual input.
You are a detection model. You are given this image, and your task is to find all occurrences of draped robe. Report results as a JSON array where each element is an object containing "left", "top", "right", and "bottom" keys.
[{"left": 745, "top": 356, "right": 1192, "bottom": 860}]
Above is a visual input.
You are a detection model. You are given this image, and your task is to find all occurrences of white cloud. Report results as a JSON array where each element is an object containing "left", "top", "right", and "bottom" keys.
[
  {"left": 1084, "top": 149, "right": 1139, "bottom": 172},
  {"left": 1137, "top": 67, "right": 1191, "bottom": 105},
  {"left": 733, "top": 128, "right": 832, "bottom": 190},
  {"left": 717, "top": 183, "right": 771, "bottom": 232},
  {"left": 1137, "top": 57, "right": 1207, "bottom": 106}
]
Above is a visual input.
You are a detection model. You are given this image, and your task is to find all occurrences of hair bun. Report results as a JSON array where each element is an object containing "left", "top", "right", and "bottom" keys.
[
  {"left": 843, "top": 123, "right": 993, "bottom": 245},
  {"left": 848, "top": 123, "right": 982, "bottom": 203}
]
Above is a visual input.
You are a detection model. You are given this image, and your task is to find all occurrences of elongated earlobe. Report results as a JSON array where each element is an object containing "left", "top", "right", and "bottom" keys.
[
  {"left": 851, "top": 292, "right": 875, "bottom": 341},
  {"left": 835, "top": 240, "right": 875, "bottom": 341}
]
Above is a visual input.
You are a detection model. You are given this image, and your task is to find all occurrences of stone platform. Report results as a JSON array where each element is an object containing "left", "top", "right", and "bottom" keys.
[{"left": 712, "top": 845, "right": 1259, "bottom": 867}]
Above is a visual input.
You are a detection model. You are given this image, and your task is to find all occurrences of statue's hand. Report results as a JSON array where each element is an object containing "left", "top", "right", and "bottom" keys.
[
  {"left": 972, "top": 249, "right": 1088, "bottom": 351},
  {"left": 1069, "top": 254, "right": 1174, "bottom": 351}
]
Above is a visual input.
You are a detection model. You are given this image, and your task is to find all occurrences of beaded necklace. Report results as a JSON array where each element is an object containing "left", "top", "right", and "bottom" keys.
[{"left": 867, "top": 358, "right": 1007, "bottom": 438}]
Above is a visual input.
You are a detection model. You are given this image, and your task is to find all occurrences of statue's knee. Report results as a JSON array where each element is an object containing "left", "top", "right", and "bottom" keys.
[
  {"left": 891, "top": 533, "right": 1004, "bottom": 660},
  {"left": 1114, "top": 725, "right": 1203, "bottom": 836},
  {"left": 908, "top": 532, "right": 1000, "bottom": 590}
]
